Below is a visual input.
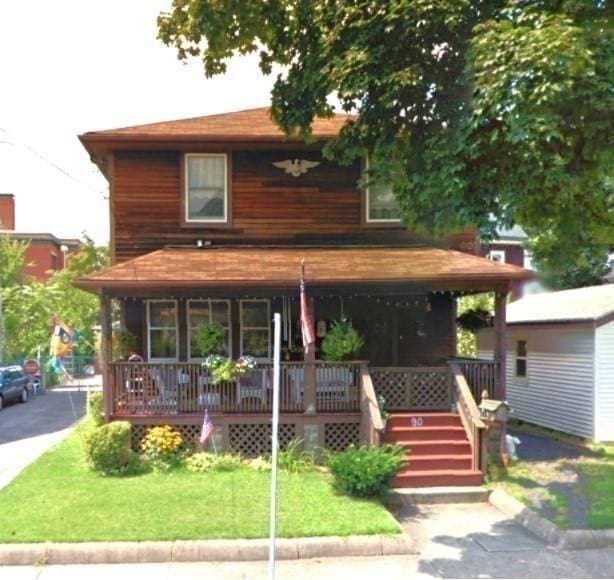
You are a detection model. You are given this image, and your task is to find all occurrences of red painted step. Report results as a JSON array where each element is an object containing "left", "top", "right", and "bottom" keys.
[
  {"left": 385, "top": 412, "right": 483, "bottom": 488},
  {"left": 404, "top": 454, "right": 473, "bottom": 471},
  {"left": 393, "top": 469, "right": 483, "bottom": 488},
  {"left": 383, "top": 425, "right": 467, "bottom": 442},
  {"left": 387, "top": 413, "right": 462, "bottom": 429},
  {"left": 398, "top": 440, "right": 472, "bottom": 456}
]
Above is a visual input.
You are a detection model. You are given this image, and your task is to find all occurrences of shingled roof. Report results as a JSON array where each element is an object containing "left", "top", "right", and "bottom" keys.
[
  {"left": 507, "top": 285, "right": 614, "bottom": 326},
  {"left": 75, "top": 245, "right": 531, "bottom": 295},
  {"left": 80, "top": 107, "right": 352, "bottom": 144}
]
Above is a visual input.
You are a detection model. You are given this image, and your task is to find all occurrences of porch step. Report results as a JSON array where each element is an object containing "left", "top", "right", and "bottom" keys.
[
  {"left": 387, "top": 412, "right": 462, "bottom": 429},
  {"left": 387, "top": 486, "right": 491, "bottom": 506},
  {"left": 386, "top": 412, "right": 483, "bottom": 488},
  {"left": 383, "top": 425, "right": 467, "bottom": 442},
  {"left": 404, "top": 454, "right": 473, "bottom": 471},
  {"left": 393, "top": 469, "right": 483, "bottom": 488},
  {"left": 398, "top": 440, "right": 472, "bottom": 456}
]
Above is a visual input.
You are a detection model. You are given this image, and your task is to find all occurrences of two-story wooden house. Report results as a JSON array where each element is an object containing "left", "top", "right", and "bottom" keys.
[{"left": 76, "top": 107, "right": 529, "bottom": 487}]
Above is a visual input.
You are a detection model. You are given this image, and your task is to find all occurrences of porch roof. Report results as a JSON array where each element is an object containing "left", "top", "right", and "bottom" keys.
[{"left": 75, "top": 246, "right": 531, "bottom": 295}]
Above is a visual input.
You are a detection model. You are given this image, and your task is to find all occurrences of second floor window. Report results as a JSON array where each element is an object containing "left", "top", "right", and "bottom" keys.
[
  {"left": 185, "top": 154, "right": 228, "bottom": 223},
  {"left": 364, "top": 158, "right": 401, "bottom": 223}
]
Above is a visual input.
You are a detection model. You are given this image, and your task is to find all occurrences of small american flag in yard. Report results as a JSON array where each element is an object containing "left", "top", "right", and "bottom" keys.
[{"left": 199, "top": 410, "right": 214, "bottom": 445}]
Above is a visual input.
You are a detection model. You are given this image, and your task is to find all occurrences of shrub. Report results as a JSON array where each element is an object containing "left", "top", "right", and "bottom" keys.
[
  {"left": 248, "top": 457, "right": 272, "bottom": 472},
  {"left": 81, "top": 420, "right": 139, "bottom": 475},
  {"left": 141, "top": 425, "right": 183, "bottom": 469},
  {"left": 87, "top": 391, "right": 104, "bottom": 426},
  {"left": 211, "top": 453, "right": 245, "bottom": 471},
  {"left": 327, "top": 444, "right": 406, "bottom": 497},
  {"left": 321, "top": 320, "right": 364, "bottom": 361},
  {"left": 276, "top": 438, "right": 316, "bottom": 473},
  {"left": 185, "top": 452, "right": 217, "bottom": 473}
]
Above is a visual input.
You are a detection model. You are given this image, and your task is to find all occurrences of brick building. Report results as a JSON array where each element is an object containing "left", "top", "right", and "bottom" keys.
[{"left": 0, "top": 194, "right": 80, "bottom": 281}]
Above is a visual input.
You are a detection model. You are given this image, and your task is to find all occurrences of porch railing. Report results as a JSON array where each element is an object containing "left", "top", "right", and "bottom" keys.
[
  {"left": 369, "top": 366, "right": 452, "bottom": 411},
  {"left": 450, "top": 363, "right": 487, "bottom": 472},
  {"left": 359, "top": 364, "right": 384, "bottom": 445},
  {"left": 450, "top": 357, "right": 499, "bottom": 401},
  {"left": 108, "top": 361, "right": 361, "bottom": 416}
]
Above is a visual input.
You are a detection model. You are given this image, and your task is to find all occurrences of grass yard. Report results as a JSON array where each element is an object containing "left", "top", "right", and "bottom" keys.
[
  {"left": 488, "top": 424, "right": 614, "bottom": 530},
  {"left": 0, "top": 432, "right": 400, "bottom": 543}
]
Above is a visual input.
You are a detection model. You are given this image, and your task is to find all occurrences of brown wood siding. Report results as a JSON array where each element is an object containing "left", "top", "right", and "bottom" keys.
[{"left": 112, "top": 150, "right": 476, "bottom": 262}]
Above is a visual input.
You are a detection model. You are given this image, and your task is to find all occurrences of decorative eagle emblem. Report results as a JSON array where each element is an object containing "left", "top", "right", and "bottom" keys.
[{"left": 272, "top": 159, "right": 320, "bottom": 177}]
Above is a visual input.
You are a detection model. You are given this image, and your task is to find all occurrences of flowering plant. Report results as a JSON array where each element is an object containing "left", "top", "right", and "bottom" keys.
[
  {"left": 235, "top": 355, "right": 257, "bottom": 376},
  {"left": 140, "top": 425, "right": 183, "bottom": 470},
  {"left": 203, "top": 355, "right": 258, "bottom": 384}
]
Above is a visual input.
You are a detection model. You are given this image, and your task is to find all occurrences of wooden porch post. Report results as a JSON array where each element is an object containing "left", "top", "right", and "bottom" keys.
[
  {"left": 493, "top": 291, "right": 508, "bottom": 401},
  {"left": 100, "top": 294, "right": 113, "bottom": 422}
]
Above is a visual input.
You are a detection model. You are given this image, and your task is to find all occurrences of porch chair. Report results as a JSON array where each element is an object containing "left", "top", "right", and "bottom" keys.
[{"left": 236, "top": 367, "right": 270, "bottom": 408}]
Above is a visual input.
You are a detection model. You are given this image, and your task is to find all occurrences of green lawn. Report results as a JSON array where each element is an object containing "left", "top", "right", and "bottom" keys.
[{"left": 0, "top": 433, "right": 400, "bottom": 543}]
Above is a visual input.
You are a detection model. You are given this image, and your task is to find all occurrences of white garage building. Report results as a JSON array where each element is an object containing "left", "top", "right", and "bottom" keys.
[{"left": 478, "top": 285, "right": 614, "bottom": 442}]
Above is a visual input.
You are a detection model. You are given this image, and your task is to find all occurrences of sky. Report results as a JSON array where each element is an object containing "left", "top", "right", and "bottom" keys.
[{"left": 0, "top": 0, "right": 276, "bottom": 244}]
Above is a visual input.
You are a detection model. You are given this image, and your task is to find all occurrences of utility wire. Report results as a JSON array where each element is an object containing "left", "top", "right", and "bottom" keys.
[{"left": 0, "top": 127, "right": 108, "bottom": 200}]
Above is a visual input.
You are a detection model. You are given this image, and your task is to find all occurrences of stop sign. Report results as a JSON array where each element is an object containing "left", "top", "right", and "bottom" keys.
[{"left": 23, "top": 359, "right": 40, "bottom": 376}]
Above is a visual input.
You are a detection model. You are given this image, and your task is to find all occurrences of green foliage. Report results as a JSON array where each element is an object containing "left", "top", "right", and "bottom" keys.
[
  {"left": 86, "top": 391, "right": 104, "bottom": 426},
  {"left": 185, "top": 452, "right": 217, "bottom": 473},
  {"left": 184, "top": 452, "right": 245, "bottom": 473},
  {"left": 327, "top": 444, "right": 406, "bottom": 497},
  {"left": 44, "top": 364, "right": 60, "bottom": 387},
  {"left": 456, "top": 293, "right": 494, "bottom": 357},
  {"left": 192, "top": 321, "right": 225, "bottom": 357},
  {"left": 80, "top": 420, "right": 140, "bottom": 476},
  {"left": 377, "top": 395, "right": 390, "bottom": 422},
  {"left": 0, "top": 236, "right": 28, "bottom": 288},
  {"left": 457, "top": 308, "right": 492, "bottom": 333},
  {"left": 1, "top": 236, "right": 109, "bottom": 360},
  {"left": 158, "top": 1, "right": 613, "bottom": 275},
  {"left": 112, "top": 328, "right": 137, "bottom": 360},
  {"left": 321, "top": 320, "right": 364, "bottom": 361},
  {"left": 276, "top": 438, "right": 316, "bottom": 473}
]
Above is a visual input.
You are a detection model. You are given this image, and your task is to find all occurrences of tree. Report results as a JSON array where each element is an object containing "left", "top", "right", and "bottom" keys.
[
  {"left": 1, "top": 236, "right": 109, "bottom": 360},
  {"left": 0, "top": 236, "right": 28, "bottom": 288},
  {"left": 158, "top": 0, "right": 613, "bottom": 272}
]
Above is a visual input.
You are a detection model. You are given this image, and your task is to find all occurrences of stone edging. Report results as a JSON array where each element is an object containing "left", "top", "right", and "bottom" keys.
[
  {"left": 489, "top": 488, "right": 614, "bottom": 550},
  {"left": 0, "top": 534, "right": 413, "bottom": 566}
]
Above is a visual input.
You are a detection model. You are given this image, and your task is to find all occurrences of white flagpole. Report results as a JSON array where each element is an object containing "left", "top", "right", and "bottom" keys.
[{"left": 268, "top": 312, "right": 281, "bottom": 580}]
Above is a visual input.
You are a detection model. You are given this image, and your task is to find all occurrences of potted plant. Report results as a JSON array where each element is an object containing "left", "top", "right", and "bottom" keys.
[
  {"left": 203, "top": 354, "right": 257, "bottom": 384},
  {"left": 112, "top": 328, "right": 137, "bottom": 360},
  {"left": 192, "top": 321, "right": 225, "bottom": 356},
  {"left": 321, "top": 319, "right": 364, "bottom": 361},
  {"left": 377, "top": 395, "right": 390, "bottom": 431}
]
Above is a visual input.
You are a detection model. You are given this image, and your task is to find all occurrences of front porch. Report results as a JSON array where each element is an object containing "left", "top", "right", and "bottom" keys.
[{"left": 76, "top": 244, "right": 529, "bottom": 483}]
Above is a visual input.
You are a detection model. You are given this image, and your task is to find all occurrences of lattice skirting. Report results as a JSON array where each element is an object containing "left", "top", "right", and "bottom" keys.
[
  {"left": 130, "top": 423, "right": 298, "bottom": 456},
  {"left": 371, "top": 367, "right": 451, "bottom": 410},
  {"left": 324, "top": 422, "right": 360, "bottom": 452}
]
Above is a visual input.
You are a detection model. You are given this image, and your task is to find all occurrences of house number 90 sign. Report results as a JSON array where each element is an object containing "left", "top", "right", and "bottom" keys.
[{"left": 411, "top": 417, "right": 424, "bottom": 427}]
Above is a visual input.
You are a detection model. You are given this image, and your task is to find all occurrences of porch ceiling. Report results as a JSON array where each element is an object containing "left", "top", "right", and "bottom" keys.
[{"left": 75, "top": 246, "right": 531, "bottom": 296}]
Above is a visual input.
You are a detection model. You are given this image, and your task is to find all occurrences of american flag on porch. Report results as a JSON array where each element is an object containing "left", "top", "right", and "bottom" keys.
[
  {"left": 199, "top": 409, "right": 214, "bottom": 445},
  {"left": 300, "top": 259, "right": 316, "bottom": 350}
]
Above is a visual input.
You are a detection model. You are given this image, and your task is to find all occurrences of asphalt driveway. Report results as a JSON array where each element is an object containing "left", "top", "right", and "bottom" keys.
[{"left": 0, "top": 388, "right": 86, "bottom": 490}]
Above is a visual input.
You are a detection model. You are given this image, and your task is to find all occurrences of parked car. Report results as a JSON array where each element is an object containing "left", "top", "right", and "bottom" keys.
[{"left": 0, "top": 366, "right": 30, "bottom": 410}]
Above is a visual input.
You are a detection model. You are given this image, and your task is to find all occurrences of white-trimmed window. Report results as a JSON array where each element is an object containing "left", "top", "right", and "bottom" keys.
[
  {"left": 240, "top": 299, "right": 271, "bottom": 360},
  {"left": 515, "top": 340, "right": 527, "bottom": 378},
  {"left": 364, "top": 158, "right": 401, "bottom": 223},
  {"left": 147, "top": 300, "right": 178, "bottom": 361},
  {"left": 185, "top": 153, "right": 228, "bottom": 223},
  {"left": 187, "top": 299, "right": 231, "bottom": 359},
  {"left": 488, "top": 249, "right": 506, "bottom": 264}
]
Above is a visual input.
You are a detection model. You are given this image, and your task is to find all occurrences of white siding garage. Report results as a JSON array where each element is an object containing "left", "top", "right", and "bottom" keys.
[{"left": 478, "top": 285, "right": 614, "bottom": 442}]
